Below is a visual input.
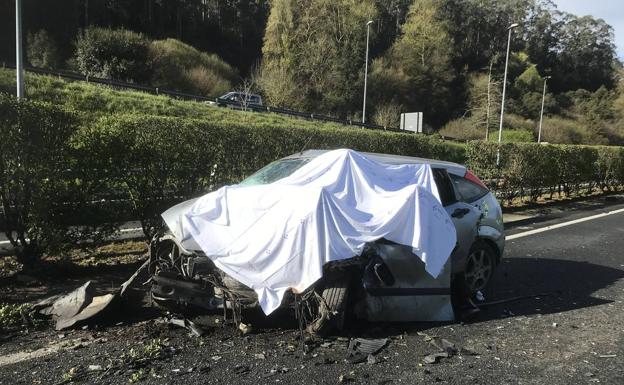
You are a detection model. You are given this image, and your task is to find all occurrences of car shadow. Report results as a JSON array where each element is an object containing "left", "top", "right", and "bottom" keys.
[
  {"left": 473, "top": 257, "right": 624, "bottom": 320},
  {"left": 329, "top": 257, "right": 624, "bottom": 338}
]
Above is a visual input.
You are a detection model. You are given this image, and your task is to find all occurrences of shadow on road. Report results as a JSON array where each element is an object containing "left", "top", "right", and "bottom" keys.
[
  {"left": 234, "top": 257, "right": 624, "bottom": 338},
  {"left": 474, "top": 257, "right": 624, "bottom": 320}
]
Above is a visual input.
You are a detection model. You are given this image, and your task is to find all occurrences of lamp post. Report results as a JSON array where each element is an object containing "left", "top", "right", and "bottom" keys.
[
  {"left": 362, "top": 20, "right": 373, "bottom": 124},
  {"left": 15, "top": 0, "right": 24, "bottom": 99},
  {"left": 496, "top": 22, "right": 519, "bottom": 166},
  {"left": 537, "top": 75, "right": 551, "bottom": 143}
]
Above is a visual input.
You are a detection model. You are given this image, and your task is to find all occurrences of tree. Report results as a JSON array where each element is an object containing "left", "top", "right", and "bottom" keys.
[
  {"left": 259, "top": 0, "right": 377, "bottom": 115},
  {"left": 439, "top": 0, "right": 533, "bottom": 72},
  {"left": 27, "top": 30, "right": 61, "bottom": 69},
  {"left": 257, "top": 0, "right": 304, "bottom": 108},
  {"left": 467, "top": 70, "right": 501, "bottom": 138},
  {"left": 74, "top": 27, "right": 150, "bottom": 82},
  {"left": 369, "top": 0, "right": 454, "bottom": 127},
  {"left": 551, "top": 14, "right": 617, "bottom": 92},
  {"left": 372, "top": 101, "right": 402, "bottom": 128}
]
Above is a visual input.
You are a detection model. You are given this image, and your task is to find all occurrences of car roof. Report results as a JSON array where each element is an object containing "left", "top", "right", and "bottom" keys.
[
  {"left": 282, "top": 149, "right": 467, "bottom": 176},
  {"left": 221, "top": 92, "right": 261, "bottom": 97}
]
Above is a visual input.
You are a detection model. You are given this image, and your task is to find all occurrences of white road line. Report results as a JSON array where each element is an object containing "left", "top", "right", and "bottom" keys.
[
  {"left": 506, "top": 207, "right": 624, "bottom": 240},
  {"left": 0, "top": 227, "right": 143, "bottom": 246}
]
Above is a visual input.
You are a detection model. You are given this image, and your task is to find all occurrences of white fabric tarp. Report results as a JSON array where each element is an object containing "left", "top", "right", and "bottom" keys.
[{"left": 164, "top": 149, "right": 457, "bottom": 315}]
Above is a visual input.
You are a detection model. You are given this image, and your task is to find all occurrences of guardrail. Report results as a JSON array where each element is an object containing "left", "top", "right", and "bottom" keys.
[{"left": 3, "top": 63, "right": 408, "bottom": 133}]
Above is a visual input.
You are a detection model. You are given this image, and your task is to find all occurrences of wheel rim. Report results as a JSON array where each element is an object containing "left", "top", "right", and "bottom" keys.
[{"left": 464, "top": 248, "right": 493, "bottom": 293}]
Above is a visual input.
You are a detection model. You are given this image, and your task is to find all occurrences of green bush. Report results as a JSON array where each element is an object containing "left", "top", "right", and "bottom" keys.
[
  {"left": 74, "top": 27, "right": 150, "bottom": 82},
  {"left": 148, "top": 39, "right": 238, "bottom": 97},
  {"left": 502, "top": 113, "right": 535, "bottom": 132},
  {"left": 27, "top": 29, "right": 61, "bottom": 69},
  {"left": 0, "top": 94, "right": 77, "bottom": 264},
  {"left": 540, "top": 116, "right": 589, "bottom": 144},
  {"left": 439, "top": 118, "right": 487, "bottom": 141},
  {"left": 466, "top": 141, "right": 624, "bottom": 204},
  {"left": 0, "top": 94, "right": 120, "bottom": 265}
]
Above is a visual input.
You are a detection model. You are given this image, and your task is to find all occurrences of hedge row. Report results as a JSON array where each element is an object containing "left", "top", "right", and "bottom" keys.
[
  {"left": 466, "top": 141, "right": 624, "bottom": 203},
  {"left": 2, "top": 94, "right": 624, "bottom": 264}
]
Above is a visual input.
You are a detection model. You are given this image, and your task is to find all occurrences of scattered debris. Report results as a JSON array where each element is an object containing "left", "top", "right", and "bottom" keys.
[
  {"left": 263, "top": 366, "right": 290, "bottom": 378},
  {"left": 238, "top": 322, "right": 253, "bottom": 335},
  {"left": 233, "top": 364, "right": 250, "bottom": 375},
  {"left": 338, "top": 372, "right": 356, "bottom": 383},
  {"left": 599, "top": 354, "right": 616, "bottom": 358},
  {"left": 34, "top": 281, "right": 118, "bottom": 330},
  {"left": 87, "top": 365, "right": 102, "bottom": 371},
  {"left": 478, "top": 293, "right": 551, "bottom": 307},
  {"left": 37, "top": 282, "right": 93, "bottom": 321},
  {"left": 422, "top": 336, "right": 476, "bottom": 364},
  {"left": 119, "top": 259, "right": 149, "bottom": 297},
  {"left": 160, "top": 315, "right": 206, "bottom": 337},
  {"left": 347, "top": 338, "right": 388, "bottom": 364},
  {"left": 254, "top": 353, "right": 266, "bottom": 360},
  {"left": 475, "top": 291, "right": 485, "bottom": 302},
  {"left": 423, "top": 352, "right": 450, "bottom": 364}
]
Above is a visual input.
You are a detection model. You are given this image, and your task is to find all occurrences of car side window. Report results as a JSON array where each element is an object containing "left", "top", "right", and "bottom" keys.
[
  {"left": 432, "top": 168, "right": 458, "bottom": 207},
  {"left": 450, "top": 174, "right": 488, "bottom": 203}
]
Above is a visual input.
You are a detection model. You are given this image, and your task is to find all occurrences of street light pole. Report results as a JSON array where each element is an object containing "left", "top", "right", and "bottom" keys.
[
  {"left": 496, "top": 23, "right": 519, "bottom": 166},
  {"left": 15, "top": 0, "right": 24, "bottom": 99},
  {"left": 537, "top": 75, "right": 551, "bottom": 143},
  {"left": 362, "top": 20, "right": 373, "bottom": 124}
]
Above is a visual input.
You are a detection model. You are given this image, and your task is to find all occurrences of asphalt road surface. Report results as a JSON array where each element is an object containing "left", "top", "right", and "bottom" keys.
[{"left": 1, "top": 201, "right": 623, "bottom": 384}]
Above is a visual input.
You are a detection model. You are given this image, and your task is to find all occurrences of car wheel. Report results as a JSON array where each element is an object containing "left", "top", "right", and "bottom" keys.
[
  {"left": 463, "top": 241, "right": 496, "bottom": 295},
  {"left": 307, "top": 272, "right": 349, "bottom": 336}
]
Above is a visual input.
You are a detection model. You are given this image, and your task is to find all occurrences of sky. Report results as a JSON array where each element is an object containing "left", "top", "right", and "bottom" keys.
[{"left": 552, "top": 0, "right": 624, "bottom": 60}]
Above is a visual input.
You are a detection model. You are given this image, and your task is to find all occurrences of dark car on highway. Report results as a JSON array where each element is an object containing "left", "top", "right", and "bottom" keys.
[{"left": 215, "top": 91, "right": 264, "bottom": 111}]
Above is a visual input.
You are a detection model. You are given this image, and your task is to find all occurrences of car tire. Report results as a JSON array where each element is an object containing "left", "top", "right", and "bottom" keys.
[
  {"left": 307, "top": 272, "right": 349, "bottom": 336},
  {"left": 462, "top": 240, "right": 496, "bottom": 297}
]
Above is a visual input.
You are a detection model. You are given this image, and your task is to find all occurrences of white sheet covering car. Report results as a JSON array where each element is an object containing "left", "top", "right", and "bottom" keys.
[{"left": 163, "top": 149, "right": 457, "bottom": 314}]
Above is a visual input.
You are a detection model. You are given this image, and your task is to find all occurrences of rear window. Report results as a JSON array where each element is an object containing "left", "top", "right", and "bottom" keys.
[{"left": 450, "top": 174, "right": 488, "bottom": 202}]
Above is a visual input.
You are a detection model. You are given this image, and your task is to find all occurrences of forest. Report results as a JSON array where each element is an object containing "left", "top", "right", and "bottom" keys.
[{"left": 0, "top": 0, "right": 622, "bottom": 145}]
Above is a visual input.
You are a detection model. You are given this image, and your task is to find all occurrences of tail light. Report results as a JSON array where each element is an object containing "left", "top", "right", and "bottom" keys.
[{"left": 465, "top": 170, "right": 488, "bottom": 189}]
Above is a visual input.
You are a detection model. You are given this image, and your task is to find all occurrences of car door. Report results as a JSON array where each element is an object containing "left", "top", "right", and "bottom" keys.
[
  {"left": 361, "top": 167, "right": 478, "bottom": 322},
  {"left": 432, "top": 168, "right": 480, "bottom": 273}
]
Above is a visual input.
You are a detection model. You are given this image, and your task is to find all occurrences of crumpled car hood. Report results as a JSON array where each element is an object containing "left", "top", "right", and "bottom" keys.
[{"left": 161, "top": 197, "right": 202, "bottom": 251}]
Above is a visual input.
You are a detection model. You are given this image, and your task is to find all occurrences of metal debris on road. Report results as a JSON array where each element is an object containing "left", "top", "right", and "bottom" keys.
[
  {"left": 346, "top": 338, "right": 388, "bottom": 364},
  {"left": 160, "top": 315, "right": 206, "bottom": 337},
  {"left": 34, "top": 281, "right": 118, "bottom": 330},
  {"left": 422, "top": 336, "right": 477, "bottom": 364}
]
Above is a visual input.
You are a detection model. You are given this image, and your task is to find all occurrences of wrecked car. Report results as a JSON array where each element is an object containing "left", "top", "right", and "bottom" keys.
[{"left": 148, "top": 149, "right": 505, "bottom": 334}]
